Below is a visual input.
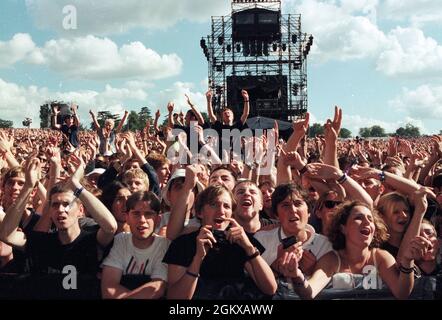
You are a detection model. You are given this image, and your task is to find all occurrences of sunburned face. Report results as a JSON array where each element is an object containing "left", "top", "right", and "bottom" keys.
[
  {"left": 209, "top": 169, "right": 235, "bottom": 191},
  {"left": 201, "top": 192, "right": 233, "bottom": 230},
  {"left": 343, "top": 206, "right": 376, "bottom": 248},
  {"left": 382, "top": 201, "right": 410, "bottom": 235},
  {"left": 277, "top": 192, "right": 309, "bottom": 235},
  {"left": 234, "top": 183, "right": 262, "bottom": 222}
]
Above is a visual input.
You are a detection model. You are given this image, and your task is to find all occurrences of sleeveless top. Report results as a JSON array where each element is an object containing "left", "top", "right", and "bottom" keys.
[
  {"left": 98, "top": 129, "right": 116, "bottom": 155},
  {"left": 330, "top": 249, "right": 384, "bottom": 290}
]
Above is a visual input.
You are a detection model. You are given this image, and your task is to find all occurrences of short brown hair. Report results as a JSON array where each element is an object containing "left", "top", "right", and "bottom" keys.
[
  {"left": 328, "top": 201, "right": 389, "bottom": 251},
  {"left": 271, "top": 183, "right": 308, "bottom": 217},
  {"left": 194, "top": 185, "right": 236, "bottom": 217},
  {"left": 146, "top": 152, "right": 169, "bottom": 171},
  {"left": 2, "top": 166, "right": 25, "bottom": 188},
  {"left": 126, "top": 191, "right": 161, "bottom": 214}
]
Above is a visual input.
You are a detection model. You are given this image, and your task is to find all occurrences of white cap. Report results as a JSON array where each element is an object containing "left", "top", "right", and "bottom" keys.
[
  {"left": 161, "top": 168, "right": 205, "bottom": 206},
  {"left": 86, "top": 168, "right": 106, "bottom": 177}
]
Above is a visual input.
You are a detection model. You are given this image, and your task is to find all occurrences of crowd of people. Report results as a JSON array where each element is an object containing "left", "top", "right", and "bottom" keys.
[{"left": 0, "top": 93, "right": 441, "bottom": 300}]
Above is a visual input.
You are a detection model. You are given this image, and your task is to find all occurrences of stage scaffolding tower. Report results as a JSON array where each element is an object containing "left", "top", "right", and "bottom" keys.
[{"left": 200, "top": 0, "right": 312, "bottom": 122}]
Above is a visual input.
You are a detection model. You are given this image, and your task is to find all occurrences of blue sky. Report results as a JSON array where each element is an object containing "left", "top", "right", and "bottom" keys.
[{"left": 1, "top": 0, "right": 441, "bottom": 135}]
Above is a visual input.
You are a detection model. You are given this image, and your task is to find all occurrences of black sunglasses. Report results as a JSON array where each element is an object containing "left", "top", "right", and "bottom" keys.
[{"left": 323, "top": 200, "right": 342, "bottom": 209}]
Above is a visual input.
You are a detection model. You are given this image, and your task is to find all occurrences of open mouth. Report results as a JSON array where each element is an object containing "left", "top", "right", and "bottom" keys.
[
  {"left": 137, "top": 226, "right": 149, "bottom": 232},
  {"left": 397, "top": 220, "right": 408, "bottom": 226},
  {"left": 57, "top": 216, "right": 67, "bottom": 223},
  {"left": 241, "top": 199, "right": 253, "bottom": 208},
  {"left": 288, "top": 216, "right": 300, "bottom": 223},
  {"left": 360, "top": 228, "right": 371, "bottom": 236},
  {"left": 214, "top": 217, "right": 225, "bottom": 224}
]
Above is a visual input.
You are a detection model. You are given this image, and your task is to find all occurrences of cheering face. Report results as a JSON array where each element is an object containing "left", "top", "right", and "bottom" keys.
[
  {"left": 382, "top": 201, "right": 410, "bottom": 235},
  {"left": 111, "top": 188, "right": 131, "bottom": 223},
  {"left": 125, "top": 177, "right": 148, "bottom": 193},
  {"left": 50, "top": 192, "right": 80, "bottom": 231},
  {"left": 221, "top": 109, "right": 234, "bottom": 124},
  {"left": 234, "top": 183, "right": 263, "bottom": 221},
  {"left": 260, "top": 184, "right": 274, "bottom": 210},
  {"left": 2, "top": 176, "right": 25, "bottom": 209},
  {"left": 343, "top": 206, "right": 376, "bottom": 248},
  {"left": 209, "top": 169, "right": 235, "bottom": 191},
  {"left": 157, "top": 163, "right": 171, "bottom": 186},
  {"left": 277, "top": 192, "right": 309, "bottom": 235},
  {"left": 201, "top": 192, "right": 233, "bottom": 230},
  {"left": 126, "top": 201, "right": 159, "bottom": 242},
  {"left": 420, "top": 223, "right": 439, "bottom": 261}
]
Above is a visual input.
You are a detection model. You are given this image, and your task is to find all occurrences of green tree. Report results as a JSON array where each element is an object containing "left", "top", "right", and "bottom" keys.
[
  {"left": 39, "top": 103, "right": 51, "bottom": 128},
  {"left": 0, "top": 119, "right": 13, "bottom": 128},
  {"left": 91, "top": 111, "right": 120, "bottom": 130},
  {"left": 138, "top": 106, "right": 152, "bottom": 127},
  {"left": 370, "top": 125, "right": 386, "bottom": 137},
  {"left": 339, "top": 128, "right": 352, "bottom": 138},
  {"left": 396, "top": 123, "right": 421, "bottom": 138},
  {"left": 359, "top": 125, "right": 386, "bottom": 138},
  {"left": 124, "top": 110, "right": 142, "bottom": 131},
  {"left": 308, "top": 123, "right": 324, "bottom": 138}
]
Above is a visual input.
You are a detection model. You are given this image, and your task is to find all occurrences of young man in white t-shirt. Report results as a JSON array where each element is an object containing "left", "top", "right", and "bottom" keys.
[
  {"left": 101, "top": 191, "right": 170, "bottom": 299},
  {"left": 254, "top": 183, "right": 333, "bottom": 277}
]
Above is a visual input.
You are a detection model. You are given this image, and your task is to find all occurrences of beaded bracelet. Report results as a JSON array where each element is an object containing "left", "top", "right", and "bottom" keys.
[{"left": 379, "top": 171, "right": 386, "bottom": 182}]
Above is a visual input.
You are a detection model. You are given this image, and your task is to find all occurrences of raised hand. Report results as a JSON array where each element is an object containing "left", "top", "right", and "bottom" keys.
[
  {"left": 155, "top": 109, "right": 160, "bottom": 119},
  {"left": 292, "top": 113, "right": 310, "bottom": 136},
  {"left": 184, "top": 163, "right": 203, "bottom": 190},
  {"left": 206, "top": 89, "right": 213, "bottom": 101},
  {"left": 331, "top": 106, "right": 342, "bottom": 136},
  {"left": 24, "top": 157, "right": 42, "bottom": 188},
  {"left": 241, "top": 89, "right": 249, "bottom": 101},
  {"left": 167, "top": 102, "right": 174, "bottom": 114},
  {"left": 66, "top": 154, "right": 85, "bottom": 190},
  {"left": 195, "top": 225, "right": 216, "bottom": 260},
  {"left": 224, "top": 217, "right": 254, "bottom": 252},
  {"left": 185, "top": 94, "right": 193, "bottom": 107},
  {"left": 305, "top": 162, "right": 343, "bottom": 181}
]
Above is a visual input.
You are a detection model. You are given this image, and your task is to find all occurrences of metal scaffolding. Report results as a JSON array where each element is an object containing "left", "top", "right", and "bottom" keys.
[{"left": 201, "top": 0, "right": 311, "bottom": 121}]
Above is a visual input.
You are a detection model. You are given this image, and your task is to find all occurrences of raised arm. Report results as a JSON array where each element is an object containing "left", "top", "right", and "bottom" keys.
[
  {"left": 0, "top": 131, "right": 19, "bottom": 168},
  {"left": 0, "top": 158, "right": 41, "bottom": 249},
  {"left": 323, "top": 106, "right": 342, "bottom": 168},
  {"left": 167, "top": 102, "right": 175, "bottom": 128},
  {"left": 285, "top": 113, "right": 309, "bottom": 153},
  {"left": 206, "top": 89, "right": 217, "bottom": 123},
  {"left": 115, "top": 110, "right": 129, "bottom": 133},
  {"left": 306, "top": 163, "right": 373, "bottom": 207},
  {"left": 240, "top": 90, "right": 250, "bottom": 125},
  {"left": 66, "top": 155, "right": 117, "bottom": 247},
  {"left": 185, "top": 94, "right": 205, "bottom": 126},
  {"left": 71, "top": 104, "right": 80, "bottom": 127},
  {"left": 153, "top": 110, "right": 161, "bottom": 133},
  {"left": 89, "top": 110, "right": 101, "bottom": 130},
  {"left": 166, "top": 164, "right": 201, "bottom": 240}
]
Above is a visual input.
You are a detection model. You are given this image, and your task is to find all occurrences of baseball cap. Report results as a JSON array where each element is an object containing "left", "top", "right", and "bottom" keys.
[{"left": 161, "top": 168, "right": 205, "bottom": 206}]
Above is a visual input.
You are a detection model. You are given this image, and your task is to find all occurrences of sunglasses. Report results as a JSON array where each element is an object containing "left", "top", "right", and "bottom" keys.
[{"left": 323, "top": 200, "right": 342, "bottom": 209}]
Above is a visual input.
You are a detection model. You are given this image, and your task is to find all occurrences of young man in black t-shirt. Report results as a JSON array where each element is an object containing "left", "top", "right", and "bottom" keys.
[
  {"left": 206, "top": 89, "right": 250, "bottom": 160},
  {"left": 0, "top": 156, "right": 117, "bottom": 275}
]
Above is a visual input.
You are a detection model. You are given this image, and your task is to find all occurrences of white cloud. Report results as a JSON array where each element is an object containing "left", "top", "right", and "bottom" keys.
[
  {"left": 0, "top": 33, "right": 36, "bottom": 67},
  {"left": 0, "top": 78, "right": 151, "bottom": 127},
  {"left": 389, "top": 84, "right": 442, "bottom": 120},
  {"left": 284, "top": 0, "right": 387, "bottom": 63},
  {"left": 156, "top": 81, "right": 206, "bottom": 115},
  {"left": 376, "top": 27, "right": 442, "bottom": 77},
  {"left": 0, "top": 33, "right": 183, "bottom": 80},
  {"left": 26, "top": 0, "right": 230, "bottom": 36},
  {"left": 380, "top": 0, "right": 442, "bottom": 27},
  {"left": 32, "top": 35, "right": 183, "bottom": 80}
]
